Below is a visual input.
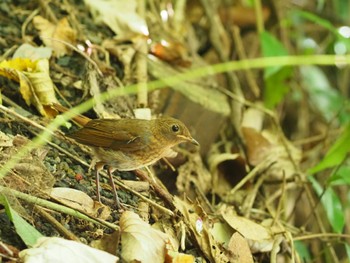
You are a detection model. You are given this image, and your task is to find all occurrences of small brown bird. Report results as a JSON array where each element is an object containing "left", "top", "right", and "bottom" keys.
[{"left": 52, "top": 104, "right": 199, "bottom": 206}]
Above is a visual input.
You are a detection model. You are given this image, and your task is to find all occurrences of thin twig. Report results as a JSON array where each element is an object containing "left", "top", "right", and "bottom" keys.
[
  {"left": 0, "top": 185, "right": 119, "bottom": 230},
  {"left": 35, "top": 206, "right": 81, "bottom": 241},
  {"left": 21, "top": 8, "right": 40, "bottom": 41}
]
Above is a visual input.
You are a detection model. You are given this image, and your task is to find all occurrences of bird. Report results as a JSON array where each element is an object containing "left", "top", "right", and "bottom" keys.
[{"left": 52, "top": 104, "right": 199, "bottom": 207}]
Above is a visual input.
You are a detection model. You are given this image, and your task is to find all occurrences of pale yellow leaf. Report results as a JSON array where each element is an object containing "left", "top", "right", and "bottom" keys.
[
  {"left": 19, "top": 237, "right": 118, "bottom": 263},
  {"left": 50, "top": 187, "right": 111, "bottom": 220},
  {"left": 33, "top": 16, "right": 76, "bottom": 57},
  {"left": 0, "top": 58, "right": 58, "bottom": 117},
  {"left": 83, "top": 0, "right": 148, "bottom": 36},
  {"left": 120, "top": 211, "right": 168, "bottom": 263},
  {"left": 13, "top": 43, "right": 52, "bottom": 60}
]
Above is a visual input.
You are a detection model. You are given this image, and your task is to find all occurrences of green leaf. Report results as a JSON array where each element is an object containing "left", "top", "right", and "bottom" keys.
[
  {"left": 264, "top": 66, "right": 292, "bottom": 109},
  {"left": 309, "top": 124, "right": 350, "bottom": 174},
  {"left": 294, "top": 240, "right": 311, "bottom": 261},
  {"left": 328, "top": 165, "right": 350, "bottom": 186},
  {"left": 308, "top": 176, "right": 344, "bottom": 233},
  {"left": 0, "top": 194, "right": 43, "bottom": 247},
  {"left": 260, "top": 31, "right": 289, "bottom": 78},
  {"left": 292, "top": 10, "right": 338, "bottom": 35},
  {"left": 260, "top": 32, "right": 292, "bottom": 108}
]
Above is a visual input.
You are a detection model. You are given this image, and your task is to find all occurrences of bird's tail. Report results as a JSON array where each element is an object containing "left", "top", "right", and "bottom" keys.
[{"left": 51, "top": 103, "right": 91, "bottom": 126}]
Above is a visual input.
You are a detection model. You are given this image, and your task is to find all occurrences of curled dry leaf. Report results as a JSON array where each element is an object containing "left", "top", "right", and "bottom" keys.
[
  {"left": 50, "top": 187, "right": 111, "bottom": 220},
  {"left": 0, "top": 58, "right": 58, "bottom": 117},
  {"left": 242, "top": 126, "right": 301, "bottom": 179},
  {"left": 207, "top": 143, "right": 247, "bottom": 199},
  {"left": 242, "top": 127, "right": 272, "bottom": 166},
  {"left": 19, "top": 237, "right": 118, "bottom": 263},
  {"left": 120, "top": 211, "right": 169, "bottom": 263},
  {"left": 173, "top": 197, "right": 229, "bottom": 263},
  {"left": 209, "top": 221, "right": 254, "bottom": 262},
  {"left": 33, "top": 16, "right": 77, "bottom": 57},
  {"left": 221, "top": 206, "right": 273, "bottom": 253}
]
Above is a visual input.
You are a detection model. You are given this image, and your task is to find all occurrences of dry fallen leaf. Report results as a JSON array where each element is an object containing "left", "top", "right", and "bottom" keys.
[
  {"left": 227, "top": 232, "right": 254, "bottom": 263},
  {"left": 13, "top": 43, "right": 52, "bottom": 60},
  {"left": 19, "top": 237, "right": 118, "bottom": 263},
  {"left": 50, "top": 187, "right": 111, "bottom": 220},
  {"left": 0, "top": 58, "right": 58, "bottom": 117},
  {"left": 173, "top": 197, "right": 229, "bottom": 263},
  {"left": 242, "top": 127, "right": 272, "bottom": 166},
  {"left": 33, "top": 16, "right": 77, "bottom": 57},
  {"left": 221, "top": 207, "right": 274, "bottom": 253},
  {"left": 83, "top": 0, "right": 148, "bottom": 37},
  {"left": 242, "top": 126, "right": 301, "bottom": 179},
  {"left": 120, "top": 211, "right": 169, "bottom": 263},
  {"left": 209, "top": 220, "right": 254, "bottom": 262},
  {"left": 165, "top": 251, "right": 195, "bottom": 263},
  {"left": 207, "top": 143, "right": 247, "bottom": 199},
  {"left": 90, "top": 231, "right": 120, "bottom": 256}
]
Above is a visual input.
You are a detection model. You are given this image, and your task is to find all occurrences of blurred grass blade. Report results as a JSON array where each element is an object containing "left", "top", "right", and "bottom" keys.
[
  {"left": 0, "top": 194, "right": 43, "bottom": 247},
  {"left": 309, "top": 124, "right": 350, "bottom": 174},
  {"left": 293, "top": 10, "right": 338, "bottom": 35},
  {"left": 300, "top": 65, "right": 344, "bottom": 122},
  {"left": 345, "top": 243, "right": 350, "bottom": 260},
  {"left": 307, "top": 176, "right": 344, "bottom": 233}
]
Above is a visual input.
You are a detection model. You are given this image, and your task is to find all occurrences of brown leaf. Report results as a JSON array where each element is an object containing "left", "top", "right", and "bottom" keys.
[
  {"left": 242, "top": 127, "right": 272, "bottom": 166},
  {"left": 227, "top": 232, "right": 254, "bottom": 263},
  {"left": 242, "top": 126, "right": 301, "bottom": 179}
]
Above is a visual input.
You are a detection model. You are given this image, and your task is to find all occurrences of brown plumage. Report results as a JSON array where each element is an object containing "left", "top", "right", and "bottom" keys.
[{"left": 52, "top": 104, "right": 199, "bottom": 206}]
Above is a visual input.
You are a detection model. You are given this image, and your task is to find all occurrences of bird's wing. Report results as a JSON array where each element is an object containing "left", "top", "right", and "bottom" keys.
[{"left": 68, "top": 119, "right": 152, "bottom": 151}]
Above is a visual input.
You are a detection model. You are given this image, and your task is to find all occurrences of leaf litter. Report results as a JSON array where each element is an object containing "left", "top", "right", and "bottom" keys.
[{"left": 0, "top": 0, "right": 347, "bottom": 263}]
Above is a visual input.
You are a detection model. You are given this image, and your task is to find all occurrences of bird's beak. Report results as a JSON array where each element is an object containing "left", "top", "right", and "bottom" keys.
[
  {"left": 177, "top": 135, "right": 200, "bottom": 146},
  {"left": 190, "top": 137, "right": 200, "bottom": 146}
]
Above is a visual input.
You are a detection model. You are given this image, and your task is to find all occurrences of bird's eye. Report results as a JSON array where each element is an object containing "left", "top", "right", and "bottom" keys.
[{"left": 171, "top": 124, "right": 180, "bottom": 132}]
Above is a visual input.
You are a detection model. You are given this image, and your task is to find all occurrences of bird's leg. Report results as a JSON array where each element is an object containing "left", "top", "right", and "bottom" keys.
[
  {"left": 107, "top": 167, "right": 121, "bottom": 208},
  {"left": 94, "top": 162, "right": 105, "bottom": 203}
]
